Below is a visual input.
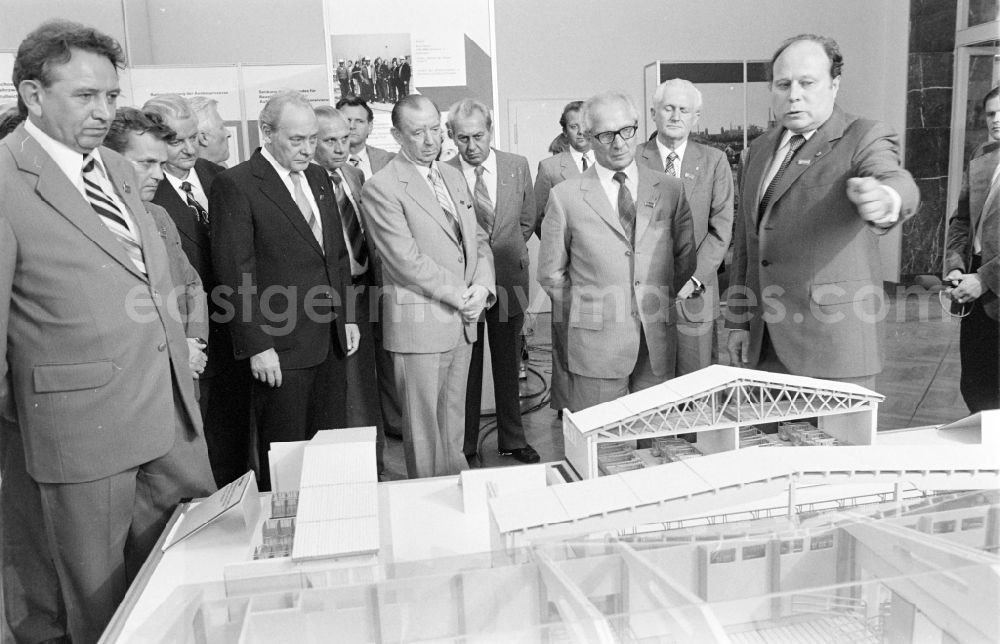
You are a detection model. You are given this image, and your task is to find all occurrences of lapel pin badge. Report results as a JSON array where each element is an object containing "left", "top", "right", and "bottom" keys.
[
  {"left": 644, "top": 201, "right": 655, "bottom": 208},
  {"left": 684, "top": 172, "right": 695, "bottom": 180},
  {"left": 796, "top": 160, "right": 811, "bottom": 165}
]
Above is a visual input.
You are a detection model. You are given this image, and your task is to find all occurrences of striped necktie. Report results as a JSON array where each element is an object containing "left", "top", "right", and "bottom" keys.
[
  {"left": 664, "top": 151, "right": 679, "bottom": 177},
  {"left": 428, "top": 167, "right": 464, "bottom": 246},
  {"left": 180, "top": 180, "right": 209, "bottom": 228},
  {"left": 758, "top": 133, "right": 806, "bottom": 222},
  {"left": 472, "top": 165, "right": 495, "bottom": 237},
  {"left": 290, "top": 171, "right": 324, "bottom": 251},
  {"left": 330, "top": 171, "right": 369, "bottom": 269},
  {"left": 82, "top": 155, "right": 146, "bottom": 274}
]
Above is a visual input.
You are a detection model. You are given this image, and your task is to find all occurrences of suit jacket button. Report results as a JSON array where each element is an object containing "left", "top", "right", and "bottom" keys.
[
  {"left": 157, "top": 343, "right": 167, "bottom": 352},
  {"left": 458, "top": 256, "right": 464, "bottom": 263},
  {"left": 625, "top": 250, "right": 632, "bottom": 256},
  {"left": 761, "top": 260, "right": 770, "bottom": 267}
]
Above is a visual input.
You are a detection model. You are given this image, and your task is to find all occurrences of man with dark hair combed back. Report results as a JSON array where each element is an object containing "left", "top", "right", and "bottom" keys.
[{"left": 1, "top": 20, "right": 214, "bottom": 643}]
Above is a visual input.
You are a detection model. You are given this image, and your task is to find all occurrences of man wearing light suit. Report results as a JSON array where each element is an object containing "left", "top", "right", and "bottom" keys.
[
  {"left": 727, "top": 35, "right": 919, "bottom": 386},
  {"left": 539, "top": 92, "right": 696, "bottom": 412},
  {"left": 944, "top": 86, "right": 999, "bottom": 413},
  {"left": 534, "top": 100, "right": 594, "bottom": 413},
  {"left": 446, "top": 98, "right": 539, "bottom": 466},
  {"left": 361, "top": 95, "right": 495, "bottom": 478},
  {"left": 0, "top": 21, "right": 215, "bottom": 643},
  {"left": 637, "top": 79, "right": 733, "bottom": 376}
]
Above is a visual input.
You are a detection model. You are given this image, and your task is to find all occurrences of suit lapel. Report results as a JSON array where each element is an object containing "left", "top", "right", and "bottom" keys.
[
  {"left": 680, "top": 142, "right": 702, "bottom": 186},
  {"left": 154, "top": 179, "right": 206, "bottom": 250},
  {"left": 639, "top": 140, "right": 665, "bottom": 173},
  {"left": 635, "top": 167, "right": 660, "bottom": 243},
  {"left": 307, "top": 167, "right": 338, "bottom": 257},
  {"left": 12, "top": 134, "right": 147, "bottom": 282},
  {"left": 970, "top": 148, "right": 1000, "bottom": 234},
  {"left": 251, "top": 152, "right": 325, "bottom": 258},
  {"left": 398, "top": 158, "right": 461, "bottom": 244},
  {"left": 559, "top": 149, "right": 578, "bottom": 180},
  {"left": 766, "top": 109, "right": 848, "bottom": 219},
  {"left": 494, "top": 151, "right": 516, "bottom": 236},
  {"left": 746, "top": 127, "right": 782, "bottom": 230},
  {"left": 582, "top": 168, "right": 628, "bottom": 242},
  {"left": 440, "top": 163, "right": 476, "bottom": 260}
]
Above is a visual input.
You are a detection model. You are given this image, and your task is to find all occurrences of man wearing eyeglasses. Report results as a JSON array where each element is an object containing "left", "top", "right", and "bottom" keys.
[
  {"left": 538, "top": 92, "right": 696, "bottom": 412},
  {"left": 638, "top": 79, "right": 733, "bottom": 377},
  {"left": 944, "top": 85, "right": 999, "bottom": 413}
]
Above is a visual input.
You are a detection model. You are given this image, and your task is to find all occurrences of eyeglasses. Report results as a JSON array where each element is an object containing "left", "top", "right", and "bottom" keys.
[{"left": 592, "top": 124, "right": 638, "bottom": 145}]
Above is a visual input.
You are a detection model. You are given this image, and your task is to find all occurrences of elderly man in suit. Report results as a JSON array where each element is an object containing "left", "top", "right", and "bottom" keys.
[
  {"left": 211, "top": 91, "right": 359, "bottom": 491},
  {"left": 445, "top": 99, "right": 540, "bottom": 466},
  {"left": 188, "top": 96, "right": 232, "bottom": 166},
  {"left": 535, "top": 100, "right": 594, "bottom": 414},
  {"left": 944, "top": 86, "right": 999, "bottom": 413},
  {"left": 637, "top": 79, "right": 733, "bottom": 376},
  {"left": 313, "top": 104, "right": 387, "bottom": 473},
  {"left": 726, "top": 34, "right": 919, "bottom": 387},
  {"left": 336, "top": 95, "right": 394, "bottom": 179},
  {"left": 0, "top": 21, "right": 215, "bottom": 643},
  {"left": 539, "top": 91, "right": 696, "bottom": 412},
  {"left": 360, "top": 95, "right": 495, "bottom": 478},
  {"left": 145, "top": 93, "right": 252, "bottom": 487}
]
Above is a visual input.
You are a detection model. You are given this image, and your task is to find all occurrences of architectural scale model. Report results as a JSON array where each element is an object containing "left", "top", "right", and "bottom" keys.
[{"left": 112, "top": 371, "right": 999, "bottom": 644}]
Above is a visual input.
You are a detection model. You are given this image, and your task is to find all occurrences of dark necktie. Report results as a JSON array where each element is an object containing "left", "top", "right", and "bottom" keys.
[
  {"left": 180, "top": 180, "right": 209, "bottom": 228},
  {"left": 330, "top": 172, "right": 369, "bottom": 269},
  {"left": 664, "top": 151, "right": 679, "bottom": 177},
  {"left": 82, "top": 156, "right": 146, "bottom": 274},
  {"left": 758, "top": 133, "right": 806, "bottom": 221},
  {"left": 472, "top": 165, "right": 495, "bottom": 237},
  {"left": 350, "top": 156, "right": 361, "bottom": 168},
  {"left": 428, "top": 167, "right": 464, "bottom": 247},
  {"left": 613, "top": 171, "right": 635, "bottom": 244},
  {"left": 581, "top": 155, "right": 589, "bottom": 172}
]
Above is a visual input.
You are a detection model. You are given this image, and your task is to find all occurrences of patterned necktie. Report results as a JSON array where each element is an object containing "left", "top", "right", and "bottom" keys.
[
  {"left": 82, "top": 156, "right": 146, "bottom": 274},
  {"left": 180, "top": 180, "right": 209, "bottom": 228},
  {"left": 581, "top": 154, "right": 589, "bottom": 172},
  {"left": 758, "top": 133, "right": 806, "bottom": 221},
  {"left": 613, "top": 171, "right": 635, "bottom": 244},
  {"left": 664, "top": 151, "right": 679, "bottom": 178},
  {"left": 330, "top": 172, "right": 369, "bottom": 268},
  {"left": 289, "top": 171, "right": 324, "bottom": 251},
  {"left": 472, "top": 165, "right": 495, "bottom": 237},
  {"left": 427, "top": 167, "right": 464, "bottom": 246},
  {"left": 350, "top": 156, "right": 361, "bottom": 167}
]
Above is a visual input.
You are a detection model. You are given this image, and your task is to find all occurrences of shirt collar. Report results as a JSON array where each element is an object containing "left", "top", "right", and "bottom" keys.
[
  {"left": 352, "top": 146, "right": 370, "bottom": 163},
  {"left": 594, "top": 159, "right": 638, "bottom": 186},
  {"left": 25, "top": 118, "right": 101, "bottom": 184},
  {"left": 568, "top": 146, "right": 592, "bottom": 166},
  {"left": 780, "top": 128, "right": 817, "bottom": 147},
  {"left": 655, "top": 136, "right": 688, "bottom": 164},
  {"left": 163, "top": 165, "right": 202, "bottom": 193},
  {"left": 261, "top": 146, "right": 295, "bottom": 180}
]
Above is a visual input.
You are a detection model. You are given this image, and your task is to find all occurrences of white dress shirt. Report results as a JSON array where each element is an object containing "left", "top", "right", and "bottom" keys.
[
  {"left": 350, "top": 146, "right": 374, "bottom": 179},
  {"left": 569, "top": 147, "right": 594, "bottom": 173},
  {"left": 459, "top": 149, "right": 497, "bottom": 205},
  {"left": 655, "top": 137, "right": 688, "bottom": 177},
  {"left": 163, "top": 167, "right": 208, "bottom": 211},
  {"left": 260, "top": 147, "right": 322, "bottom": 237},
  {"left": 594, "top": 160, "right": 638, "bottom": 216}
]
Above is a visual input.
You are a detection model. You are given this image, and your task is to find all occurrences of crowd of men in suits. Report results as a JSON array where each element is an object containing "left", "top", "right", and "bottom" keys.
[
  {"left": 2, "top": 18, "right": 998, "bottom": 643},
  {"left": 335, "top": 55, "right": 411, "bottom": 104}
]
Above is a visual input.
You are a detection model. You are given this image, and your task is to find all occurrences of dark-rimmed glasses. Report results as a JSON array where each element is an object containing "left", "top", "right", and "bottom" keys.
[{"left": 592, "top": 124, "right": 638, "bottom": 145}]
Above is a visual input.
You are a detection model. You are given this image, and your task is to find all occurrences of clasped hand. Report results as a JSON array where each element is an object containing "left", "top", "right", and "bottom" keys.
[{"left": 460, "top": 285, "right": 490, "bottom": 322}]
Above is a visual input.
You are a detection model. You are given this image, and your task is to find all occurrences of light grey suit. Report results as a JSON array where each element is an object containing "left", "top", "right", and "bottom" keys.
[
  {"left": 539, "top": 164, "right": 696, "bottom": 411},
  {"left": 366, "top": 144, "right": 395, "bottom": 176},
  {"left": 360, "top": 154, "right": 495, "bottom": 478},
  {"left": 0, "top": 124, "right": 215, "bottom": 643},
  {"left": 637, "top": 139, "right": 733, "bottom": 375}
]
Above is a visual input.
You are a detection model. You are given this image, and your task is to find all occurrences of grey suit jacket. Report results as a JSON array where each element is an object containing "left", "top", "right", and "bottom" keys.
[
  {"left": 0, "top": 124, "right": 203, "bottom": 483},
  {"left": 367, "top": 145, "right": 395, "bottom": 176},
  {"left": 946, "top": 141, "right": 999, "bottom": 320},
  {"left": 534, "top": 149, "right": 581, "bottom": 234},
  {"left": 145, "top": 201, "right": 209, "bottom": 342},
  {"left": 447, "top": 150, "right": 536, "bottom": 316},
  {"left": 360, "top": 154, "right": 496, "bottom": 353},
  {"left": 538, "top": 164, "right": 696, "bottom": 379},
  {"left": 727, "top": 106, "right": 920, "bottom": 378},
  {"left": 637, "top": 139, "right": 733, "bottom": 322}
]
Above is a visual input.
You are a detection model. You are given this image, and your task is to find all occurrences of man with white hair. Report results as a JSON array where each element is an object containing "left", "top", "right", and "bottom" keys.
[
  {"left": 189, "top": 95, "right": 232, "bottom": 166},
  {"left": 637, "top": 79, "right": 733, "bottom": 376},
  {"left": 539, "top": 92, "right": 696, "bottom": 412}
]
